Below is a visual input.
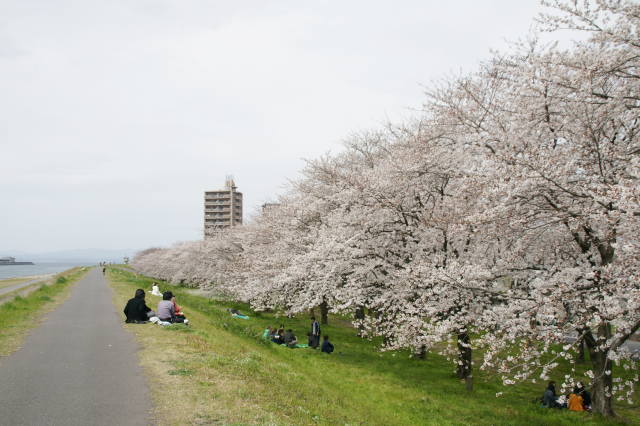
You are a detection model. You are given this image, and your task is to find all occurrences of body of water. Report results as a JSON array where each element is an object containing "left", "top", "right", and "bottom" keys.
[{"left": 0, "top": 262, "right": 94, "bottom": 279}]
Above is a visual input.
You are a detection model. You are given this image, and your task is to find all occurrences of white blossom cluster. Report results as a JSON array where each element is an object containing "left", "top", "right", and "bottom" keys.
[{"left": 132, "top": 1, "right": 639, "bottom": 417}]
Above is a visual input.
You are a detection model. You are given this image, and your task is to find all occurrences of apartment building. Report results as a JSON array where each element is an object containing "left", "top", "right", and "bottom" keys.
[{"left": 204, "top": 177, "right": 243, "bottom": 236}]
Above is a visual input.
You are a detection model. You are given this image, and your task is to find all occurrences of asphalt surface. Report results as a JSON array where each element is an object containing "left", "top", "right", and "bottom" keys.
[
  {"left": 0, "top": 276, "right": 51, "bottom": 297},
  {"left": 0, "top": 268, "right": 153, "bottom": 426}
]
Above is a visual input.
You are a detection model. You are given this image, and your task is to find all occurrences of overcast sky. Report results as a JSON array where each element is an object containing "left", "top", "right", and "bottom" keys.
[{"left": 1, "top": 0, "right": 570, "bottom": 253}]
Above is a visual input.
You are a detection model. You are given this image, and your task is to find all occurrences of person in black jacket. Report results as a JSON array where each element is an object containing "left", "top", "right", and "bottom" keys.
[
  {"left": 310, "top": 317, "right": 321, "bottom": 349},
  {"left": 542, "top": 381, "right": 560, "bottom": 408},
  {"left": 321, "top": 335, "right": 334, "bottom": 354},
  {"left": 576, "top": 382, "right": 592, "bottom": 410},
  {"left": 123, "top": 289, "right": 154, "bottom": 323}
]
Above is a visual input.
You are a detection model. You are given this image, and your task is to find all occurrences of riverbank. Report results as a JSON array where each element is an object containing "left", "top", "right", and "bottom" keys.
[
  {"left": 0, "top": 276, "right": 35, "bottom": 290},
  {"left": 0, "top": 262, "right": 94, "bottom": 280},
  {"left": 107, "top": 267, "right": 639, "bottom": 425}
]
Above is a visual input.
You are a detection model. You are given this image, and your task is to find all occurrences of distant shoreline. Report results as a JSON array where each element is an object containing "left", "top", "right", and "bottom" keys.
[{"left": 0, "top": 262, "right": 93, "bottom": 280}]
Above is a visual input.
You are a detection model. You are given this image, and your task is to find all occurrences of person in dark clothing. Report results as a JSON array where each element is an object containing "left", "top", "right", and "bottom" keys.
[
  {"left": 272, "top": 328, "right": 285, "bottom": 344},
  {"left": 576, "top": 382, "right": 592, "bottom": 409},
  {"left": 284, "top": 329, "right": 298, "bottom": 347},
  {"left": 542, "top": 381, "right": 560, "bottom": 408},
  {"left": 310, "top": 317, "right": 321, "bottom": 349},
  {"left": 321, "top": 335, "right": 334, "bottom": 354},
  {"left": 123, "top": 289, "right": 153, "bottom": 323}
]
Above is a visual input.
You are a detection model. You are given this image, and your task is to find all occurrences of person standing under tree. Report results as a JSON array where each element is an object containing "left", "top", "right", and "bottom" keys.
[{"left": 310, "top": 317, "right": 321, "bottom": 349}]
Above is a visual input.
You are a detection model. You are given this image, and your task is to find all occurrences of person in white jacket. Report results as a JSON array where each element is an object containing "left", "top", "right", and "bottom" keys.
[{"left": 150, "top": 282, "right": 162, "bottom": 297}]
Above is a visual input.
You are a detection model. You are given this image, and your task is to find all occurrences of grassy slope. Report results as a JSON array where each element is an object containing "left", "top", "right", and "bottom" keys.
[
  {"left": 107, "top": 267, "right": 638, "bottom": 426},
  {"left": 0, "top": 276, "right": 33, "bottom": 290},
  {"left": 0, "top": 267, "right": 88, "bottom": 357}
]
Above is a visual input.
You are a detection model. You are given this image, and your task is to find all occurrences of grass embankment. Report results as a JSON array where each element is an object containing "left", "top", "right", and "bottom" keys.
[
  {"left": 0, "top": 267, "right": 89, "bottom": 357},
  {"left": 107, "top": 267, "right": 638, "bottom": 426},
  {"left": 0, "top": 276, "right": 34, "bottom": 290}
]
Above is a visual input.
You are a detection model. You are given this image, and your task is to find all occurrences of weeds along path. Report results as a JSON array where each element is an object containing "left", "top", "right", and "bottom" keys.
[
  {"left": 0, "top": 275, "right": 52, "bottom": 297},
  {"left": 0, "top": 268, "right": 153, "bottom": 426}
]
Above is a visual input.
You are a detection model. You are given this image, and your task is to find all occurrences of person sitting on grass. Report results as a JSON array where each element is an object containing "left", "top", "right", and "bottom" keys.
[
  {"left": 172, "top": 295, "right": 186, "bottom": 319},
  {"left": 576, "top": 382, "right": 591, "bottom": 410},
  {"left": 542, "top": 381, "right": 560, "bottom": 408},
  {"left": 567, "top": 386, "right": 584, "bottom": 411},
  {"left": 284, "top": 329, "right": 298, "bottom": 348},
  {"left": 321, "top": 335, "right": 334, "bottom": 354},
  {"left": 150, "top": 282, "right": 162, "bottom": 296},
  {"left": 123, "top": 288, "right": 155, "bottom": 323},
  {"left": 158, "top": 291, "right": 189, "bottom": 324},
  {"left": 227, "top": 308, "right": 250, "bottom": 319},
  {"left": 157, "top": 291, "right": 187, "bottom": 324},
  {"left": 157, "top": 291, "right": 175, "bottom": 321},
  {"left": 262, "top": 326, "right": 275, "bottom": 339},
  {"left": 272, "top": 328, "right": 285, "bottom": 345}
]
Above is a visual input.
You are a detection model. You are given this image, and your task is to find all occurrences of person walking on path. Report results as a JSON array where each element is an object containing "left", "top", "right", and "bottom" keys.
[{"left": 310, "top": 317, "right": 321, "bottom": 349}]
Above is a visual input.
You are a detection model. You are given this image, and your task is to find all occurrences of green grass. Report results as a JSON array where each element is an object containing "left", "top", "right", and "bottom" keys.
[
  {"left": 108, "top": 267, "right": 639, "bottom": 425},
  {"left": 0, "top": 267, "right": 88, "bottom": 357}
]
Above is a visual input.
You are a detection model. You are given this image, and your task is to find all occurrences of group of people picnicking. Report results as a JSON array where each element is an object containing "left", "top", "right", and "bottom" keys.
[
  {"left": 263, "top": 317, "right": 334, "bottom": 354},
  {"left": 125, "top": 285, "right": 334, "bottom": 353},
  {"left": 126, "top": 284, "right": 596, "bottom": 409},
  {"left": 123, "top": 282, "right": 189, "bottom": 325},
  {"left": 124, "top": 281, "right": 338, "bottom": 352},
  {"left": 542, "top": 381, "right": 592, "bottom": 411}
]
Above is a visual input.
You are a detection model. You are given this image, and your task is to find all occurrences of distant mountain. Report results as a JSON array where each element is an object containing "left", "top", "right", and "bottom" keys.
[{"left": 0, "top": 248, "right": 137, "bottom": 263}]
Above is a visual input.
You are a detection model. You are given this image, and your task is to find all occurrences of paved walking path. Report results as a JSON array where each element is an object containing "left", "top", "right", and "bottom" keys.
[
  {"left": 0, "top": 268, "right": 153, "bottom": 425},
  {"left": 0, "top": 275, "right": 52, "bottom": 297}
]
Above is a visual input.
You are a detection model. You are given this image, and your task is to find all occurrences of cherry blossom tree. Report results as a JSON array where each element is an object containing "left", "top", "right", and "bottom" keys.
[
  {"left": 130, "top": 0, "right": 639, "bottom": 415},
  {"left": 422, "top": 1, "right": 640, "bottom": 413}
]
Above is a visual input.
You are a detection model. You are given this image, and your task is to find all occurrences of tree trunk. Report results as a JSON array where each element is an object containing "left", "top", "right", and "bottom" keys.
[
  {"left": 320, "top": 301, "right": 329, "bottom": 325},
  {"left": 576, "top": 337, "right": 585, "bottom": 363},
  {"left": 355, "top": 306, "right": 365, "bottom": 337},
  {"left": 584, "top": 324, "right": 615, "bottom": 417},
  {"left": 456, "top": 332, "right": 473, "bottom": 391},
  {"left": 591, "top": 357, "right": 614, "bottom": 416},
  {"left": 413, "top": 344, "right": 427, "bottom": 360}
]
